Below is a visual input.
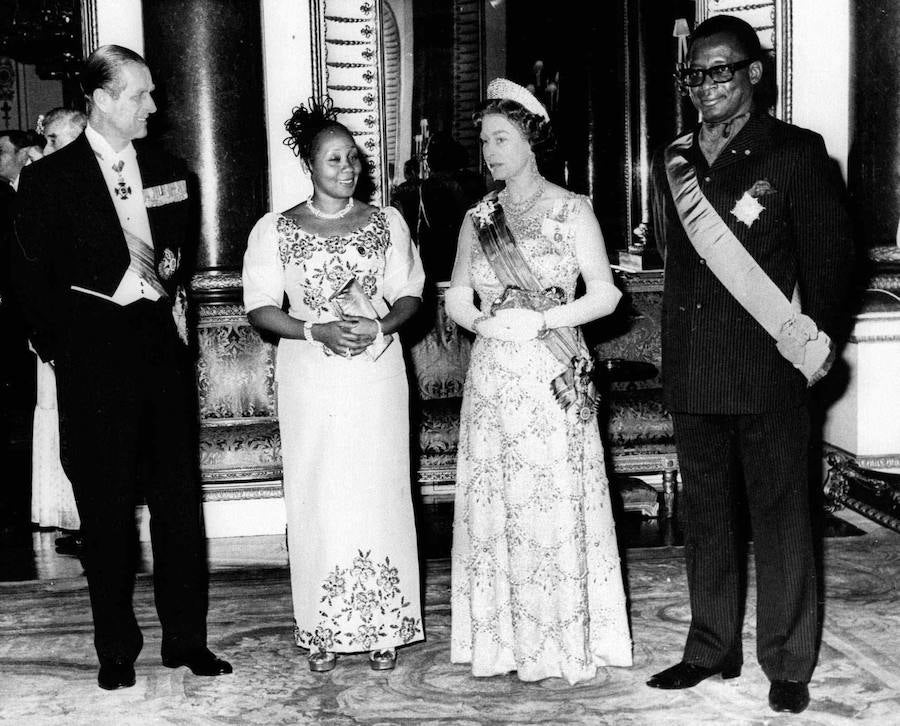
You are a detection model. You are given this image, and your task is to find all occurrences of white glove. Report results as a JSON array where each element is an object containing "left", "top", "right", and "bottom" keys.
[
  {"left": 543, "top": 279, "right": 622, "bottom": 329},
  {"left": 445, "top": 285, "right": 482, "bottom": 332},
  {"left": 476, "top": 308, "right": 545, "bottom": 342},
  {"left": 776, "top": 313, "right": 834, "bottom": 385}
]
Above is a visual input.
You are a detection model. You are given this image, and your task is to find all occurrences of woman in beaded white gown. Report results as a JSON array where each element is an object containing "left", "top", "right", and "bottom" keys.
[
  {"left": 446, "top": 79, "right": 633, "bottom": 684},
  {"left": 242, "top": 101, "right": 425, "bottom": 672}
]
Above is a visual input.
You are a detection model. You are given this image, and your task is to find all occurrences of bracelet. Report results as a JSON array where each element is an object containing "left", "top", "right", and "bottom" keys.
[
  {"left": 473, "top": 314, "right": 489, "bottom": 334},
  {"left": 303, "top": 320, "right": 314, "bottom": 341},
  {"left": 375, "top": 318, "right": 384, "bottom": 336}
]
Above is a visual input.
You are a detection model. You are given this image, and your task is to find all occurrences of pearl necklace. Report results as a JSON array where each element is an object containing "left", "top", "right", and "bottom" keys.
[
  {"left": 499, "top": 178, "right": 546, "bottom": 216},
  {"left": 306, "top": 196, "right": 354, "bottom": 220}
]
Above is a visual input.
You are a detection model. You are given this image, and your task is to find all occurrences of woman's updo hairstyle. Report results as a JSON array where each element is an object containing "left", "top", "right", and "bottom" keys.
[
  {"left": 283, "top": 96, "right": 347, "bottom": 164},
  {"left": 473, "top": 98, "right": 556, "bottom": 163}
]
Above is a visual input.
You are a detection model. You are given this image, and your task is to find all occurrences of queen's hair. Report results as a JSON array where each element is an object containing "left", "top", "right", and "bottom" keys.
[{"left": 474, "top": 98, "right": 556, "bottom": 160}]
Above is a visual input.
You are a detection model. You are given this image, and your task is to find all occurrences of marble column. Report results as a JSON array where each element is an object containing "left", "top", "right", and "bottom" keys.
[
  {"left": 142, "top": 0, "right": 268, "bottom": 270},
  {"left": 141, "top": 1, "right": 282, "bottom": 500},
  {"left": 848, "top": 1, "right": 900, "bottom": 249}
]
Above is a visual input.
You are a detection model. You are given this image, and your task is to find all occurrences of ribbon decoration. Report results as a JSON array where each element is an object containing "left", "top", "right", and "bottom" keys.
[
  {"left": 663, "top": 134, "right": 834, "bottom": 385},
  {"left": 471, "top": 193, "right": 600, "bottom": 420}
]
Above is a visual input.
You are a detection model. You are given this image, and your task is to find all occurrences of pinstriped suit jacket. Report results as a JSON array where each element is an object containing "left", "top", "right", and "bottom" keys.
[{"left": 650, "top": 113, "right": 854, "bottom": 414}]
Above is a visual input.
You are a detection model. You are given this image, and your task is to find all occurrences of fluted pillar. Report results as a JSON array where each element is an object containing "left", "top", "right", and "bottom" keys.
[{"left": 849, "top": 1, "right": 900, "bottom": 248}]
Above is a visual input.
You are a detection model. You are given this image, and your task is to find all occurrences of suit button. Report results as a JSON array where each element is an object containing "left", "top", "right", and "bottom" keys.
[
  {"left": 695, "top": 302, "right": 703, "bottom": 310},
  {"left": 704, "top": 176, "right": 711, "bottom": 182},
  {"left": 699, "top": 258, "right": 706, "bottom": 265}
]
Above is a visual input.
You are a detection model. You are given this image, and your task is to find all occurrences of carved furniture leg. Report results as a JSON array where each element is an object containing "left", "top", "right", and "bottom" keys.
[{"left": 662, "top": 469, "right": 677, "bottom": 520}]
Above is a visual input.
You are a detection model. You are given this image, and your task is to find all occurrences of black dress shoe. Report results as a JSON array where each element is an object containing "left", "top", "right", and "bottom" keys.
[
  {"left": 55, "top": 534, "right": 84, "bottom": 556},
  {"left": 769, "top": 680, "right": 810, "bottom": 713},
  {"left": 98, "top": 659, "right": 136, "bottom": 690},
  {"left": 162, "top": 648, "right": 232, "bottom": 676},
  {"left": 646, "top": 660, "right": 741, "bottom": 689}
]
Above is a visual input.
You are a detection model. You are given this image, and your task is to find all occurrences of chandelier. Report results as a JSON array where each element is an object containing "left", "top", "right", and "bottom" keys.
[{"left": 0, "top": 0, "right": 81, "bottom": 79}]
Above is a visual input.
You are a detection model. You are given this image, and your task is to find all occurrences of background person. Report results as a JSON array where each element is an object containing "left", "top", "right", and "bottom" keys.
[
  {"left": 29, "top": 108, "right": 87, "bottom": 553},
  {"left": 242, "top": 98, "right": 426, "bottom": 673},
  {"left": 0, "top": 129, "right": 45, "bottom": 540}
]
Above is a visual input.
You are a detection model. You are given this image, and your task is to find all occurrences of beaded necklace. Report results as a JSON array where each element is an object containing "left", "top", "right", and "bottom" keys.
[
  {"left": 498, "top": 178, "right": 546, "bottom": 216},
  {"left": 306, "top": 196, "right": 354, "bottom": 220}
]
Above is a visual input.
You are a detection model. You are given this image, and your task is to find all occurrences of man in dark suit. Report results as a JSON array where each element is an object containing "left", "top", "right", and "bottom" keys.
[
  {"left": 645, "top": 16, "right": 853, "bottom": 714},
  {"left": 1, "top": 129, "right": 42, "bottom": 538},
  {"left": 12, "top": 45, "right": 231, "bottom": 690}
]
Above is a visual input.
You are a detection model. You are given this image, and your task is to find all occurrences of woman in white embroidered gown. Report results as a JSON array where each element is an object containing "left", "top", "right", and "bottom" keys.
[
  {"left": 242, "top": 100, "right": 425, "bottom": 672},
  {"left": 446, "top": 79, "right": 633, "bottom": 684}
]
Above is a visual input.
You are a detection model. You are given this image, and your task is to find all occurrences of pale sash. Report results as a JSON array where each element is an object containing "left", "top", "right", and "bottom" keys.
[{"left": 664, "top": 134, "right": 833, "bottom": 385}]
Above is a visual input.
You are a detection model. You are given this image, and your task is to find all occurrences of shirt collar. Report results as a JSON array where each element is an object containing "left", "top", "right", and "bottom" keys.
[{"left": 85, "top": 123, "right": 137, "bottom": 165}]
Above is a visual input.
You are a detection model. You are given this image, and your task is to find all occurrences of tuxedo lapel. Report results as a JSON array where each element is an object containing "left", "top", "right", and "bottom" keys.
[{"left": 69, "top": 134, "right": 130, "bottom": 257}]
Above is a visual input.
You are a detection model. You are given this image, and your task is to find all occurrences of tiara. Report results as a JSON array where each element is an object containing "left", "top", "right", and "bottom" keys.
[{"left": 486, "top": 78, "right": 549, "bottom": 121}]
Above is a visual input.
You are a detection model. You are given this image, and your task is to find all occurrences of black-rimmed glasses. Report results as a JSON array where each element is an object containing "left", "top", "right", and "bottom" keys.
[{"left": 676, "top": 58, "right": 754, "bottom": 88}]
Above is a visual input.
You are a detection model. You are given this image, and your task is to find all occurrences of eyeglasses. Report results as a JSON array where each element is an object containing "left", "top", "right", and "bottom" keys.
[{"left": 677, "top": 59, "right": 754, "bottom": 88}]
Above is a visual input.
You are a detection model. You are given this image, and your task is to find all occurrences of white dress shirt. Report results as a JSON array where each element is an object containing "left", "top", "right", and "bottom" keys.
[{"left": 80, "top": 124, "right": 160, "bottom": 305}]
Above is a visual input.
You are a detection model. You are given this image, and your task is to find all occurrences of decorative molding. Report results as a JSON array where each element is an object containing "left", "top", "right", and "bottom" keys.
[
  {"left": 613, "top": 268, "right": 665, "bottom": 293},
  {"left": 310, "top": 0, "right": 388, "bottom": 204},
  {"left": 191, "top": 270, "right": 244, "bottom": 293},
  {"left": 697, "top": 0, "right": 793, "bottom": 123},
  {"left": 201, "top": 480, "right": 284, "bottom": 502},
  {"left": 823, "top": 443, "right": 900, "bottom": 473}
]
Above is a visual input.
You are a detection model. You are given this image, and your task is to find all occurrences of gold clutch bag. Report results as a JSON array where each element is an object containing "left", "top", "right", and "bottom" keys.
[
  {"left": 490, "top": 285, "right": 566, "bottom": 314},
  {"left": 329, "top": 277, "right": 393, "bottom": 361}
]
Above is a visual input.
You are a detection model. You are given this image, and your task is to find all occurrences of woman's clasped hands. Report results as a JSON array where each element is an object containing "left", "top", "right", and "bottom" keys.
[
  {"left": 475, "top": 307, "right": 545, "bottom": 343},
  {"left": 314, "top": 315, "right": 379, "bottom": 357}
]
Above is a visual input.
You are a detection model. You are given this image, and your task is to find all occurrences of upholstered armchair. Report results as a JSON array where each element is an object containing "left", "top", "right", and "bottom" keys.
[{"left": 409, "top": 273, "right": 679, "bottom": 516}]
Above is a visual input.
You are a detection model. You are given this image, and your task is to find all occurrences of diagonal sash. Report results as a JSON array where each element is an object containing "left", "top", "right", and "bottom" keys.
[
  {"left": 124, "top": 229, "right": 168, "bottom": 298},
  {"left": 664, "top": 134, "right": 833, "bottom": 385},
  {"left": 471, "top": 194, "right": 599, "bottom": 419}
]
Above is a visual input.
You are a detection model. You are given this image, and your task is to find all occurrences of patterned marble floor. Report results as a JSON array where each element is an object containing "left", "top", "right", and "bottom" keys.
[{"left": 0, "top": 517, "right": 898, "bottom": 725}]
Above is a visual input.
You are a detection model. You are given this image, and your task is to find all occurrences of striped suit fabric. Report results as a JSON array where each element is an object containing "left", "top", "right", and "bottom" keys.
[{"left": 650, "top": 113, "right": 854, "bottom": 683}]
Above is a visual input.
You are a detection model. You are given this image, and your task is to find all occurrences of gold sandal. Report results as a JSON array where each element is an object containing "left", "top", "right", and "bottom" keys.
[
  {"left": 369, "top": 648, "right": 396, "bottom": 671},
  {"left": 308, "top": 651, "right": 336, "bottom": 673}
]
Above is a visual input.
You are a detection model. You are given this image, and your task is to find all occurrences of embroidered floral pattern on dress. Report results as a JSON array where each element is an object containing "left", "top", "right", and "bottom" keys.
[
  {"left": 276, "top": 211, "right": 390, "bottom": 315},
  {"left": 451, "top": 191, "right": 633, "bottom": 684},
  {"left": 297, "top": 549, "right": 423, "bottom": 652}
]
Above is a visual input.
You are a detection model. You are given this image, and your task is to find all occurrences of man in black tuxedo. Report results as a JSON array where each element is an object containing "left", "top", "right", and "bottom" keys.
[
  {"left": 12, "top": 45, "right": 231, "bottom": 690},
  {"left": 646, "top": 16, "right": 853, "bottom": 714}
]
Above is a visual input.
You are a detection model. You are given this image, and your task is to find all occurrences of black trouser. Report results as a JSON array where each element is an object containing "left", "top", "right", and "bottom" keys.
[
  {"left": 672, "top": 407, "right": 818, "bottom": 683},
  {"left": 56, "top": 295, "right": 208, "bottom": 664}
]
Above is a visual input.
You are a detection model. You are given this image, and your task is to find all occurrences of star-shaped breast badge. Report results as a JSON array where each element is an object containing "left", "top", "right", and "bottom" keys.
[{"left": 730, "top": 192, "right": 765, "bottom": 228}]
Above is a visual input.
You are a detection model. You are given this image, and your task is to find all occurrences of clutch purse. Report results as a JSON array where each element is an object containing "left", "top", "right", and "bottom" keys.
[
  {"left": 329, "top": 277, "right": 393, "bottom": 361},
  {"left": 490, "top": 285, "right": 566, "bottom": 315}
]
